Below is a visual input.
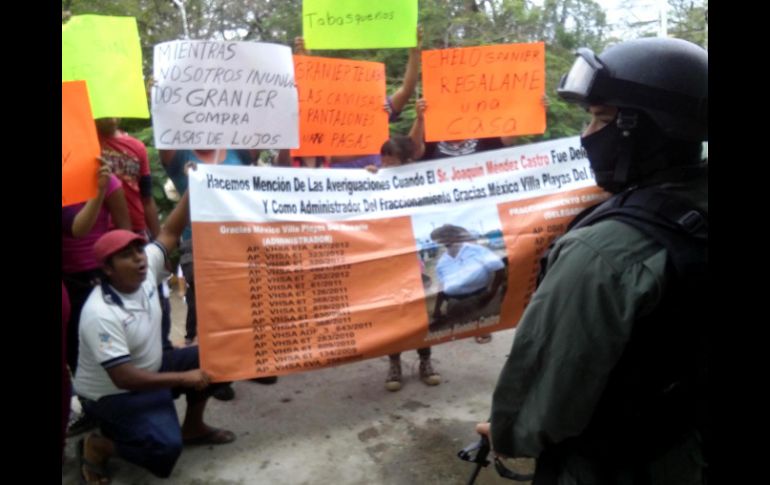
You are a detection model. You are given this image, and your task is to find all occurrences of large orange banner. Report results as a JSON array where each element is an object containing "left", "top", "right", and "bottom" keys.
[
  {"left": 62, "top": 81, "right": 101, "bottom": 206},
  {"left": 189, "top": 137, "right": 607, "bottom": 381},
  {"left": 421, "top": 43, "right": 546, "bottom": 141},
  {"left": 291, "top": 55, "right": 389, "bottom": 157}
]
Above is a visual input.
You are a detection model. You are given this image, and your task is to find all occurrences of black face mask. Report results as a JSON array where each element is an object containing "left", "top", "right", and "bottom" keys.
[
  {"left": 581, "top": 118, "right": 627, "bottom": 193},
  {"left": 581, "top": 110, "right": 674, "bottom": 193}
]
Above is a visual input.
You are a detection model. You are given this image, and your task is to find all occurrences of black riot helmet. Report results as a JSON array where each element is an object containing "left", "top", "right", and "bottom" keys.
[
  {"left": 557, "top": 38, "right": 707, "bottom": 192},
  {"left": 558, "top": 38, "right": 708, "bottom": 142}
]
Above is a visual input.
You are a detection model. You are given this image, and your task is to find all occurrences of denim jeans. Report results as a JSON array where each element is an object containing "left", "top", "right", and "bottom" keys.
[{"left": 82, "top": 346, "right": 228, "bottom": 477}]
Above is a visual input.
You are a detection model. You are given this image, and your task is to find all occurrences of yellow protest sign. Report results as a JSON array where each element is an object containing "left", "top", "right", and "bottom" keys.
[
  {"left": 303, "top": 0, "right": 418, "bottom": 49},
  {"left": 62, "top": 15, "right": 149, "bottom": 119}
]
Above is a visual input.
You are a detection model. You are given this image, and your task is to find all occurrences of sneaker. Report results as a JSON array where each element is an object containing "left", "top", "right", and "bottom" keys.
[
  {"left": 250, "top": 376, "right": 278, "bottom": 384},
  {"left": 67, "top": 411, "right": 98, "bottom": 437},
  {"left": 385, "top": 360, "right": 402, "bottom": 392},
  {"left": 419, "top": 358, "right": 441, "bottom": 386},
  {"left": 212, "top": 384, "right": 235, "bottom": 401}
]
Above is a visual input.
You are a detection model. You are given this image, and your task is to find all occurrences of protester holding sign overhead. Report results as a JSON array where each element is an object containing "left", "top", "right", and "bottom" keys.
[
  {"left": 63, "top": 16, "right": 158, "bottom": 439},
  {"left": 63, "top": 172, "right": 131, "bottom": 374},
  {"left": 62, "top": 160, "right": 113, "bottom": 456}
]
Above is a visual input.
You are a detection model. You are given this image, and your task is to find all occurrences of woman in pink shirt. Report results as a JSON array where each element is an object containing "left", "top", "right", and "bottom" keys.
[{"left": 62, "top": 168, "right": 130, "bottom": 374}]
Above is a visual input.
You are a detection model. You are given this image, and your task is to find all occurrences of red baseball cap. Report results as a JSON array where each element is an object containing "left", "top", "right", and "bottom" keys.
[{"left": 93, "top": 230, "right": 147, "bottom": 264}]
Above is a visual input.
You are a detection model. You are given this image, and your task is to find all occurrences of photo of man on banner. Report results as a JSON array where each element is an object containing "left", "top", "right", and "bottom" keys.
[{"left": 413, "top": 209, "right": 508, "bottom": 337}]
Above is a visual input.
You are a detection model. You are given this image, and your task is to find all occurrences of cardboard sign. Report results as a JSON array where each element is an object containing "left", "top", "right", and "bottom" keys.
[
  {"left": 422, "top": 43, "right": 546, "bottom": 141},
  {"left": 152, "top": 40, "right": 299, "bottom": 149},
  {"left": 292, "top": 55, "right": 388, "bottom": 157},
  {"left": 62, "top": 15, "right": 149, "bottom": 119},
  {"left": 62, "top": 81, "right": 101, "bottom": 206},
  {"left": 303, "top": 0, "right": 418, "bottom": 49}
]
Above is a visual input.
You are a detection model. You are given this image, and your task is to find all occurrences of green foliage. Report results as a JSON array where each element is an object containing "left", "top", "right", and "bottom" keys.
[
  {"left": 667, "top": 0, "right": 708, "bottom": 48},
  {"left": 615, "top": 0, "right": 707, "bottom": 48}
]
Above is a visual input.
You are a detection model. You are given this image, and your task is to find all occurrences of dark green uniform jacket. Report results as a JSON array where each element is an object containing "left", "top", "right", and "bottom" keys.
[{"left": 490, "top": 169, "right": 708, "bottom": 485}]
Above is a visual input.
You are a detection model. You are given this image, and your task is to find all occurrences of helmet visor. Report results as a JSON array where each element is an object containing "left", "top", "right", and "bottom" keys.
[{"left": 557, "top": 48, "right": 605, "bottom": 105}]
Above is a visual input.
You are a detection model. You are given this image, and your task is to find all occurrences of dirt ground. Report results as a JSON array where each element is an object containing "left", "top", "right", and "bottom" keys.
[{"left": 62, "top": 287, "right": 534, "bottom": 485}]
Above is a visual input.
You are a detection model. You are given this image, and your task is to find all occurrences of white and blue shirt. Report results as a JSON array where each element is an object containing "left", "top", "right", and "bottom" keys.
[
  {"left": 74, "top": 242, "right": 170, "bottom": 400},
  {"left": 436, "top": 243, "right": 504, "bottom": 296}
]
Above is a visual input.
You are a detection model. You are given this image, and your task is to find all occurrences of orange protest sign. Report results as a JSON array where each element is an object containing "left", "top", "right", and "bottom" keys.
[
  {"left": 62, "top": 81, "right": 101, "bottom": 206},
  {"left": 421, "top": 43, "right": 546, "bottom": 141},
  {"left": 291, "top": 55, "right": 389, "bottom": 157}
]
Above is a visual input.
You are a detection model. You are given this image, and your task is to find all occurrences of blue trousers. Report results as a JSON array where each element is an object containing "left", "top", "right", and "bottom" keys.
[{"left": 82, "top": 347, "right": 226, "bottom": 477}]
